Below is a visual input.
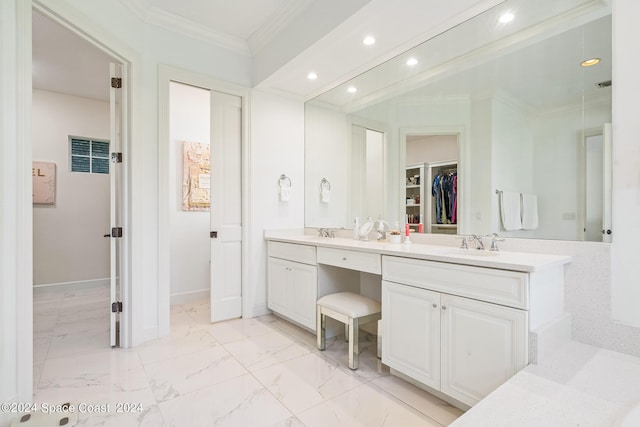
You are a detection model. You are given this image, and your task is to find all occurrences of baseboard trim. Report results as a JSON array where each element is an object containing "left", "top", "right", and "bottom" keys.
[
  {"left": 170, "top": 289, "right": 209, "bottom": 305},
  {"left": 249, "top": 303, "right": 270, "bottom": 318},
  {"left": 33, "top": 278, "right": 109, "bottom": 293}
]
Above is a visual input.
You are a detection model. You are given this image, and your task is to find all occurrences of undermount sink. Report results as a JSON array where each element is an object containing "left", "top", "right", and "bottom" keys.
[{"left": 436, "top": 248, "right": 500, "bottom": 257}]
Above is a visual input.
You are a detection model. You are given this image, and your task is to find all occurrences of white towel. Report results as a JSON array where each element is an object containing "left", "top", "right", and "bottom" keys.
[
  {"left": 521, "top": 193, "right": 539, "bottom": 230},
  {"left": 500, "top": 191, "right": 522, "bottom": 231},
  {"left": 321, "top": 188, "right": 331, "bottom": 203},
  {"left": 279, "top": 186, "right": 290, "bottom": 202}
]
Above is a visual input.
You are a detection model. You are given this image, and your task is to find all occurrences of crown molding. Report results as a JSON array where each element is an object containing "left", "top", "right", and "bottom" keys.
[
  {"left": 247, "top": 0, "right": 313, "bottom": 55},
  {"left": 118, "top": 0, "right": 251, "bottom": 56}
]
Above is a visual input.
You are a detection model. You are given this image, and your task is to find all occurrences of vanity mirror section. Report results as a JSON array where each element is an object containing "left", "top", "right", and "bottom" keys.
[
  {"left": 267, "top": 241, "right": 317, "bottom": 330},
  {"left": 304, "top": 0, "right": 612, "bottom": 242}
]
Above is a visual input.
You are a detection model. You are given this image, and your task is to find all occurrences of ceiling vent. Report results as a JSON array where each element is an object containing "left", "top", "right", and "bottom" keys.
[{"left": 597, "top": 80, "right": 612, "bottom": 88}]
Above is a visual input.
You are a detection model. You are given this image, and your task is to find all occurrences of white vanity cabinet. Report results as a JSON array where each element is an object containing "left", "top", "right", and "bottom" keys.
[
  {"left": 382, "top": 255, "right": 528, "bottom": 407},
  {"left": 267, "top": 241, "right": 317, "bottom": 330}
]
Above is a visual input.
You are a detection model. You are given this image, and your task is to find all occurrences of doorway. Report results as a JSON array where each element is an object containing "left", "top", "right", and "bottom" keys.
[
  {"left": 161, "top": 68, "right": 246, "bottom": 336},
  {"left": 31, "top": 7, "right": 128, "bottom": 394},
  {"left": 404, "top": 133, "right": 459, "bottom": 235},
  {"left": 582, "top": 123, "right": 612, "bottom": 242}
]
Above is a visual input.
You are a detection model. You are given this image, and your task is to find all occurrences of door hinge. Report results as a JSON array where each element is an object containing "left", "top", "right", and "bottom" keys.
[
  {"left": 111, "top": 301, "right": 123, "bottom": 313},
  {"left": 112, "top": 227, "right": 123, "bottom": 238},
  {"left": 111, "top": 77, "right": 122, "bottom": 88},
  {"left": 111, "top": 152, "right": 123, "bottom": 163}
]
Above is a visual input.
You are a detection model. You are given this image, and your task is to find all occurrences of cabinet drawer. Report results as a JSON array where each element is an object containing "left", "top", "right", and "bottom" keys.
[
  {"left": 317, "top": 247, "right": 381, "bottom": 274},
  {"left": 382, "top": 256, "right": 528, "bottom": 309},
  {"left": 268, "top": 241, "right": 316, "bottom": 265}
]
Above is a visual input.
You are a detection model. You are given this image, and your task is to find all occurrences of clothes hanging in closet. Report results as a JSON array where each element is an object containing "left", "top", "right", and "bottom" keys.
[{"left": 432, "top": 171, "right": 457, "bottom": 224}]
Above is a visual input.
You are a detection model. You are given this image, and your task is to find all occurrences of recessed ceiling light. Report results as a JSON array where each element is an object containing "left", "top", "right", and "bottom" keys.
[
  {"left": 406, "top": 57, "right": 418, "bottom": 66},
  {"left": 362, "top": 36, "right": 375, "bottom": 46},
  {"left": 347, "top": 86, "right": 357, "bottom": 93},
  {"left": 581, "top": 58, "right": 601, "bottom": 67},
  {"left": 499, "top": 12, "right": 514, "bottom": 23},
  {"left": 307, "top": 72, "right": 318, "bottom": 80}
]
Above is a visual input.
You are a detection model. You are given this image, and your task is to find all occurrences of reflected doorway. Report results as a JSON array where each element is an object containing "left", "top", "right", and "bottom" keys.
[{"left": 405, "top": 134, "right": 459, "bottom": 234}]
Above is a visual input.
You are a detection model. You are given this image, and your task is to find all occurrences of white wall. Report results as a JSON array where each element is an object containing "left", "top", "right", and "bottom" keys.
[
  {"left": 248, "top": 90, "right": 305, "bottom": 316},
  {"left": 169, "top": 82, "right": 211, "bottom": 303},
  {"left": 469, "top": 98, "right": 493, "bottom": 235},
  {"left": 532, "top": 102, "right": 611, "bottom": 241},
  {"left": 304, "top": 102, "right": 349, "bottom": 227},
  {"left": 32, "top": 90, "right": 110, "bottom": 286},
  {"left": 491, "top": 97, "right": 535, "bottom": 238},
  {"left": 406, "top": 134, "right": 458, "bottom": 164}
]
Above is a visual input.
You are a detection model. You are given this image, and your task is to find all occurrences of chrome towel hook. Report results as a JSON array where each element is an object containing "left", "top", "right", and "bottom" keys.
[
  {"left": 279, "top": 174, "right": 292, "bottom": 188},
  {"left": 320, "top": 178, "right": 331, "bottom": 191}
]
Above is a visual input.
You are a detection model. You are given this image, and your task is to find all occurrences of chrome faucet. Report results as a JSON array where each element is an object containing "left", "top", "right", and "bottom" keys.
[
  {"left": 470, "top": 234, "right": 485, "bottom": 250},
  {"left": 488, "top": 233, "right": 504, "bottom": 251},
  {"left": 318, "top": 228, "right": 335, "bottom": 238}
]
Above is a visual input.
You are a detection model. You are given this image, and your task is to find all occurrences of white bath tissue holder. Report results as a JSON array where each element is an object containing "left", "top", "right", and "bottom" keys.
[{"left": 279, "top": 174, "right": 292, "bottom": 202}]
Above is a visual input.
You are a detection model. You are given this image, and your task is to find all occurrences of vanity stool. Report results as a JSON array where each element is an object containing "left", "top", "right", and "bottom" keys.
[{"left": 316, "top": 292, "right": 381, "bottom": 370}]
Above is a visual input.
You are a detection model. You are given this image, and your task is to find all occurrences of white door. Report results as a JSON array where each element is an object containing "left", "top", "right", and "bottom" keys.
[
  {"left": 109, "top": 63, "right": 123, "bottom": 346},
  {"left": 382, "top": 280, "right": 441, "bottom": 389},
  {"left": 584, "top": 123, "right": 613, "bottom": 242},
  {"left": 585, "top": 133, "right": 604, "bottom": 241},
  {"left": 209, "top": 91, "right": 243, "bottom": 322},
  {"left": 267, "top": 257, "right": 289, "bottom": 314},
  {"left": 602, "top": 123, "right": 612, "bottom": 243},
  {"left": 288, "top": 262, "right": 318, "bottom": 330},
  {"left": 440, "top": 294, "right": 527, "bottom": 407}
]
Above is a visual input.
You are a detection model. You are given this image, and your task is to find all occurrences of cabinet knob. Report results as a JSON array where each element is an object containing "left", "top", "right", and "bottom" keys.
[
  {"left": 442, "top": 305, "right": 447, "bottom": 310},
  {"left": 342, "top": 257, "right": 347, "bottom": 261},
  {"left": 432, "top": 303, "right": 437, "bottom": 308}
]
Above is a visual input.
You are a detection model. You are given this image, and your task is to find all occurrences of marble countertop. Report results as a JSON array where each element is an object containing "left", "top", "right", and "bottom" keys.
[
  {"left": 450, "top": 341, "right": 640, "bottom": 427},
  {"left": 264, "top": 230, "right": 571, "bottom": 273}
]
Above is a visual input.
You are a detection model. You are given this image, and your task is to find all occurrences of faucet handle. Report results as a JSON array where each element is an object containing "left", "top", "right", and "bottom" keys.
[
  {"left": 487, "top": 233, "right": 505, "bottom": 251},
  {"left": 457, "top": 235, "right": 469, "bottom": 249}
]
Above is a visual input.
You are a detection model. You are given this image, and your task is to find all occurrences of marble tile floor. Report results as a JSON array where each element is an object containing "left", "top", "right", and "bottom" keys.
[{"left": 31, "top": 285, "right": 464, "bottom": 426}]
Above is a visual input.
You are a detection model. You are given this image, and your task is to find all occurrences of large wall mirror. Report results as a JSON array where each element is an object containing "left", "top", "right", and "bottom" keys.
[{"left": 305, "top": 0, "right": 612, "bottom": 241}]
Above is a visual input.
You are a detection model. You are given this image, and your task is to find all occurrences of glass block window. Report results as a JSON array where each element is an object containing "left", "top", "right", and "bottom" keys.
[{"left": 69, "top": 137, "right": 110, "bottom": 174}]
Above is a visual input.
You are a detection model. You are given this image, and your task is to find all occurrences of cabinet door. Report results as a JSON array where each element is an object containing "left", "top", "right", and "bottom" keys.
[
  {"left": 382, "top": 280, "right": 441, "bottom": 389},
  {"left": 267, "top": 257, "right": 289, "bottom": 314},
  {"left": 288, "top": 262, "right": 318, "bottom": 330},
  {"left": 440, "top": 294, "right": 527, "bottom": 407}
]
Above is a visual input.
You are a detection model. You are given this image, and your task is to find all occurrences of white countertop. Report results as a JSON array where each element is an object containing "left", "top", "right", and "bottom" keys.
[
  {"left": 450, "top": 341, "right": 640, "bottom": 427},
  {"left": 264, "top": 230, "right": 571, "bottom": 273}
]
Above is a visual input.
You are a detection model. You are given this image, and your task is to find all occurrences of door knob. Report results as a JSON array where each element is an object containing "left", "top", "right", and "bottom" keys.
[{"left": 210, "top": 231, "right": 218, "bottom": 238}]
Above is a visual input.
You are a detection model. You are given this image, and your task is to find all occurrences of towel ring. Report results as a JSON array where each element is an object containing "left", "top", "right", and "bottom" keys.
[
  {"left": 279, "top": 174, "right": 292, "bottom": 188},
  {"left": 320, "top": 178, "right": 331, "bottom": 191}
]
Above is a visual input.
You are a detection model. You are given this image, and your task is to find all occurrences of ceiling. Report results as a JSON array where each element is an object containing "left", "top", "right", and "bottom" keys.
[
  {"left": 32, "top": 0, "right": 509, "bottom": 102},
  {"left": 314, "top": 0, "right": 612, "bottom": 115},
  {"left": 33, "top": 0, "right": 316, "bottom": 100}
]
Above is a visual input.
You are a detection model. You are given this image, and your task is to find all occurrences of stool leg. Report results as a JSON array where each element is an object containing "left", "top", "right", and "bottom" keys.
[
  {"left": 344, "top": 323, "right": 349, "bottom": 342},
  {"left": 317, "top": 309, "right": 326, "bottom": 351},
  {"left": 348, "top": 317, "right": 359, "bottom": 370}
]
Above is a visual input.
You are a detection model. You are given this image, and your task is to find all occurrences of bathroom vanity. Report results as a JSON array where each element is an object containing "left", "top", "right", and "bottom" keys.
[{"left": 265, "top": 230, "right": 571, "bottom": 407}]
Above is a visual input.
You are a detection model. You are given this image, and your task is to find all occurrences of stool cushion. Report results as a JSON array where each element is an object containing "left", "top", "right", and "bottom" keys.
[{"left": 317, "top": 292, "right": 381, "bottom": 318}]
